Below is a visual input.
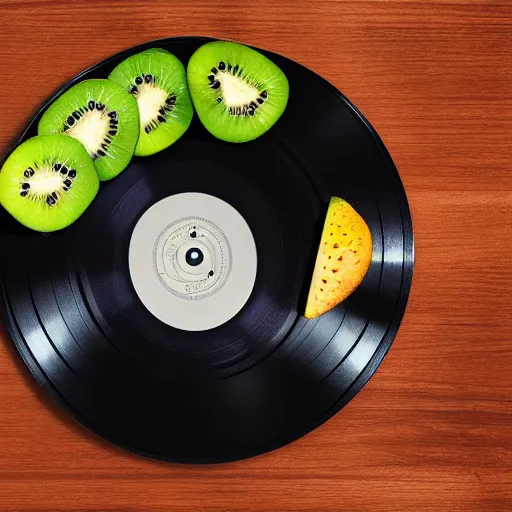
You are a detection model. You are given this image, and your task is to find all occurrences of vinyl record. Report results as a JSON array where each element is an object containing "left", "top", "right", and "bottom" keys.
[{"left": 0, "top": 37, "right": 414, "bottom": 463}]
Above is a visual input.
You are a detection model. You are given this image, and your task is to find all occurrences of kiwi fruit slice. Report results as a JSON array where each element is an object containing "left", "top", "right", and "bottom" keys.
[
  {"left": 38, "top": 79, "right": 139, "bottom": 181},
  {"left": 108, "top": 50, "right": 193, "bottom": 156},
  {"left": 0, "top": 134, "right": 99, "bottom": 232},
  {"left": 187, "top": 41, "right": 289, "bottom": 143}
]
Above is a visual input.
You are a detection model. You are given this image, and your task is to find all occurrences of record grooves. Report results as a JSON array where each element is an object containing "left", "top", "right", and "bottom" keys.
[{"left": 0, "top": 36, "right": 414, "bottom": 463}]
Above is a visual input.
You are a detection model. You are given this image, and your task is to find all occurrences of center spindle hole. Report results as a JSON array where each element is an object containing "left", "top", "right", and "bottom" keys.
[{"left": 185, "top": 247, "right": 204, "bottom": 266}]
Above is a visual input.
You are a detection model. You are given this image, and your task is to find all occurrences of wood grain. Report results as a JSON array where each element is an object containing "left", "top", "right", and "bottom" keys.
[{"left": 0, "top": 1, "right": 511, "bottom": 510}]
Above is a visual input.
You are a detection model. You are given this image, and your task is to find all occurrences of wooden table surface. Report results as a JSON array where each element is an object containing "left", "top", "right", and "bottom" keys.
[{"left": 1, "top": 1, "right": 511, "bottom": 510}]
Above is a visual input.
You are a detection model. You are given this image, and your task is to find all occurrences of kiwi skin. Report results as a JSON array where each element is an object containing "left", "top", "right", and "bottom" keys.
[
  {"left": 187, "top": 41, "right": 289, "bottom": 143},
  {"left": 0, "top": 134, "right": 99, "bottom": 232}
]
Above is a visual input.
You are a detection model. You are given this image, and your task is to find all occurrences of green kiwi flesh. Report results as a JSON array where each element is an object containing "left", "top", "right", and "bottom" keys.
[
  {"left": 142, "top": 48, "right": 172, "bottom": 55},
  {"left": 187, "top": 41, "right": 289, "bottom": 143},
  {"left": 0, "top": 134, "right": 99, "bottom": 232},
  {"left": 108, "top": 50, "right": 193, "bottom": 156},
  {"left": 38, "top": 79, "right": 139, "bottom": 180}
]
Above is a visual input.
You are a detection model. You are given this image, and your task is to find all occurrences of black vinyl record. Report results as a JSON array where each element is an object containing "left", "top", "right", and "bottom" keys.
[{"left": 0, "top": 37, "right": 414, "bottom": 463}]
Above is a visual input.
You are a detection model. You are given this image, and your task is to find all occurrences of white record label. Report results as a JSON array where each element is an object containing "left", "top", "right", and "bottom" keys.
[{"left": 129, "top": 193, "right": 257, "bottom": 331}]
